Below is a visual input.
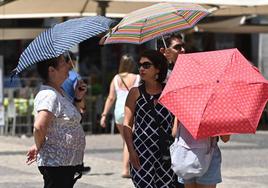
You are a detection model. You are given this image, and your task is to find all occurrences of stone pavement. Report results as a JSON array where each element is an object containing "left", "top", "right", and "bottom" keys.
[{"left": 0, "top": 132, "right": 268, "bottom": 188}]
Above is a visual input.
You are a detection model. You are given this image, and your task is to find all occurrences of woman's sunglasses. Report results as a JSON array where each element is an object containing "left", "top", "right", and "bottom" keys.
[{"left": 137, "top": 61, "right": 153, "bottom": 69}]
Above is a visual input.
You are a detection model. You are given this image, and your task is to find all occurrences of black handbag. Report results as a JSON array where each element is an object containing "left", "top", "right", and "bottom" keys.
[{"left": 158, "top": 125, "right": 174, "bottom": 162}]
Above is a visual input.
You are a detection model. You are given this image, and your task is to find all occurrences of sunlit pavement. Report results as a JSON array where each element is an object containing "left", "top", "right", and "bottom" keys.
[{"left": 0, "top": 132, "right": 267, "bottom": 188}]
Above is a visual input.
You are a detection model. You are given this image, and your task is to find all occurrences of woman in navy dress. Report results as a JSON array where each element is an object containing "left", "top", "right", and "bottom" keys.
[{"left": 123, "top": 50, "right": 176, "bottom": 188}]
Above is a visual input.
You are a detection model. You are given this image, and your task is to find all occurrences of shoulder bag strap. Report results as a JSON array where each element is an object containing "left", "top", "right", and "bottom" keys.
[{"left": 119, "top": 75, "right": 130, "bottom": 91}]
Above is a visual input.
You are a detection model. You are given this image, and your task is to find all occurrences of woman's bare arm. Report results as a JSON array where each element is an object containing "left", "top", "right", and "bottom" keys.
[
  {"left": 33, "top": 110, "right": 54, "bottom": 150},
  {"left": 100, "top": 77, "right": 116, "bottom": 127},
  {"left": 123, "top": 87, "right": 140, "bottom": 169},
  {"left": 172, "top": 117, "right": 179, "bottom": 137}
]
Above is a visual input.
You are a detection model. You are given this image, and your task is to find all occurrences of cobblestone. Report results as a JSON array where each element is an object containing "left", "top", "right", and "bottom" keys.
[{"left": 0, "top": 132, "right": 267, "bottom": 187}]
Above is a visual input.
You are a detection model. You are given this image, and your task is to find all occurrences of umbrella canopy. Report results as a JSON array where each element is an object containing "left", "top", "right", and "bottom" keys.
[
  {"left": 104, "top": 2, "right": 209, "bottom": 45},
  {"left": 159, "top": 48, "right": 268, "bottom": 139},
  {"left": 15, "top": 16, "right": 113, "bottom": 74}
]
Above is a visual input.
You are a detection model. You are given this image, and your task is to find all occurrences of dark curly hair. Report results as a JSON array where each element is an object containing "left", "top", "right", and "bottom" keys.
[{"left": 140, "top": 50, "right": 168, "bottom": 83}]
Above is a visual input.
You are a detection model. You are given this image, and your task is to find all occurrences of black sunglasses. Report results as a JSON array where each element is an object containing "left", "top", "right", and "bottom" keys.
[
  {"left": 137, "top": 61, "right": 153, "bottom": 69},
  {"left": 172, "top": 43, "right": 185, "bottom": 51}
]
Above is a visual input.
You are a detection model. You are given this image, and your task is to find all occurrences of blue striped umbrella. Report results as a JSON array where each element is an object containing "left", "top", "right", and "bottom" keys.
[{"left": 15, "top": 16, "right": 113, "bottom": 74}]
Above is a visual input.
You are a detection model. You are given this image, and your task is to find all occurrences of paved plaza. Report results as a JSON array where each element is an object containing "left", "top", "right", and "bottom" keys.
[{"left": 0, "top": 131, "right": 267, "bottom": 188}]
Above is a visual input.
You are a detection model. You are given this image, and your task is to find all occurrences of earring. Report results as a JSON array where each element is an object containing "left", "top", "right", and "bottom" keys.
[{"left": 155, "top": 74, "right": 159, "bottom": 80}]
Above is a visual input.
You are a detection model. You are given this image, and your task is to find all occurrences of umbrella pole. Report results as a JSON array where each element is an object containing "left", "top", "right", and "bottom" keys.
[
  {"left": 161, "top": 34, "right": 172, "bottom": 64},
  {"left": 66, "top": 51, "right": 81, "bottom": 80},
  {"left": 161, "top": 35, "right": 167, "bottom": 49},
  {"left": 67, "top": 51, "right": 75, "bottom": 69}
]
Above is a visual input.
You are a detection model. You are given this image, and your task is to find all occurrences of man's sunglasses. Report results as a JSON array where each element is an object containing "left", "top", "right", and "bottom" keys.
[
  {"left": 137, "top": 61, "right": 153, "bottom": 69},
  {"left": 172, "top": 43, "right": 185, "bottom": 51}
]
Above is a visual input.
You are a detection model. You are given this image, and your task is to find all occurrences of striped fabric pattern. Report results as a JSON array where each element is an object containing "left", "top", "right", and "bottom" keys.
[
  {"left": 104, "top": 3, "right": 209, "bottom": 44},
  {"left": 16, "top": 16, "right": 113, "bottom": 74}
]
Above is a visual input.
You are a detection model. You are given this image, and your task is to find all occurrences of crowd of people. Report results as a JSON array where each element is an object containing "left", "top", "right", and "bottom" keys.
[{"left": 25, "top": 32, "right": 230, "bottom": 188}]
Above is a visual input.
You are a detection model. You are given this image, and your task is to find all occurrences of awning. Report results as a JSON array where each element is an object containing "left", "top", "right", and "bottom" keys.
[
  {"left": 1, "top": 0, "right": 268, "bottom": 40},
  {"left": 0, "top": 0, "right": 268, "bottom": 19},
  {"left": 0, "top": 0, "right": 154, "bottom": 19},
  {"left": 0, "top": 28, "right": 44, "bottom": 40},
  {"left": 114, "top": 0, "right": 268, "bottom": 6},
  {"left": 196, "top": 16, "right": 268, "bottom": 33}
]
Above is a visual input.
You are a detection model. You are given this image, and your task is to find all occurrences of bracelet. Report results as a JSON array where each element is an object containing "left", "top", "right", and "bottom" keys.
[{"left": 74, "top": 97, "right": 82, "bottom": 102}]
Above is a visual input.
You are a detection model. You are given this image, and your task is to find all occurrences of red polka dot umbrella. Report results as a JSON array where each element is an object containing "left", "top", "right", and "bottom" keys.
[{"left": 159, "top": 48, "right": 268, "bottom": 139}]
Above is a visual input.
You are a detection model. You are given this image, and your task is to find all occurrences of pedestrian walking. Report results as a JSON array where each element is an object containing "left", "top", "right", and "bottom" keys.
[
  {"left": 176, "top": 122, "right": 230, "bottom": 188},
  {"left": 123, "top": 50, "right": 176, "bottom": 187},
  {"left": 158, "top": 33, "right": 231, "bottom": 188},
  {"left": 100, "top": 54, "right": 140, "bottom": 178},
  {"left": 26, "top": 55, "right": 87, "bottom": 188}
]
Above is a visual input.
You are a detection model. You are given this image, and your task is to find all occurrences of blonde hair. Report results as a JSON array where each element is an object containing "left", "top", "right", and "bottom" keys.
[{"left": 118, "top": 54, "right": 135, "bottom": 73}]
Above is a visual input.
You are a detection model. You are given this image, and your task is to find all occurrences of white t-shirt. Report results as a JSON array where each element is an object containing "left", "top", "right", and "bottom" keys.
[{"left": 34, "top": 85, "right": 85, "bottom": 166}]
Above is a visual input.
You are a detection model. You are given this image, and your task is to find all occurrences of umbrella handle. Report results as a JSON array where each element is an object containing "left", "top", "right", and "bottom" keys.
[
  {"left": 161, "top": 35, "right": 167, "bottom": 49},
  {"left": 152, "top": 16, "right": 167, "bottom": 49},
  {"left": 161, "top": 34, "right": 173, "bottom": 65},
  {"left": 67, "top": 51, "right": 75, "bottom": 69}
]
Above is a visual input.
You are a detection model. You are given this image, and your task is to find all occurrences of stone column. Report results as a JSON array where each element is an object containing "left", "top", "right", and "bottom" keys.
[{"left": 257, "top": 16, "right": 268, "bottom": 79}]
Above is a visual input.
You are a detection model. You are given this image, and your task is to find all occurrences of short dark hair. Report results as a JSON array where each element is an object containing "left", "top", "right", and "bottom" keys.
[
  {"left": 157, "top": 32, "right": 183, "bottom": 50},
  {"left": 140, "top": 50, "right": 168, "bottom": 83},
  {"left": 36, "top": 57, "right": 60, "bottom": 82}
]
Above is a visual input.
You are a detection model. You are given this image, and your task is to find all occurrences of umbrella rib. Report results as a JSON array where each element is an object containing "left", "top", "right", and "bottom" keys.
[
  {"left": 233, "top": 105, "right": 256, "bottom": 132},
  {"left": 198, "top": 91, "right": 215, "bottom": 128},
  {"left": 164, "top": 84, "right": 211, "bottom": 95},
  {"left": 182, "top": 53, "right": 205, "bottom": 70},
  {"left": 218, "top": 51, "right": 236, "bottom": 81},
  {"left": 139, "top": 19, "right": 147, "bottom": 43},
  {"left": 174, "top": 11, "right": 192, "bottom": 28}
]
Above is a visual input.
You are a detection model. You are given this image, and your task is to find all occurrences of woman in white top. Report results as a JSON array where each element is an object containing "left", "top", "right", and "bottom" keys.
[
  {"left": 26, "top": 55, "right": 87, "bottom": 188},
  {"left": 100, "top": 54, "right": 140, "bottom": 178}
]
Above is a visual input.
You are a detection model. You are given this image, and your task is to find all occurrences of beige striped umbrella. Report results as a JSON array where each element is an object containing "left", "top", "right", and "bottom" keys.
[{"left": 104, "top": 2, "right": 210, "bottom": 46}]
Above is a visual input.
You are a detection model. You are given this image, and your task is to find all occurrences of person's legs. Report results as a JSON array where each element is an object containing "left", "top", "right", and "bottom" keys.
[
  {"left": 38, "top": 166, "right": 76, "bottom": 188},
  {"left": 197, "top": 184, "right": 216, "bottom": 188},
  {"left": 185, "top": 183, "right": 197, "bottom": 188},
  {"left": 175, "top": 182, "right": 185, "bottom": 188},
  {"left": 116, "top": 124, "right": 130, "bottom": 177}
]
